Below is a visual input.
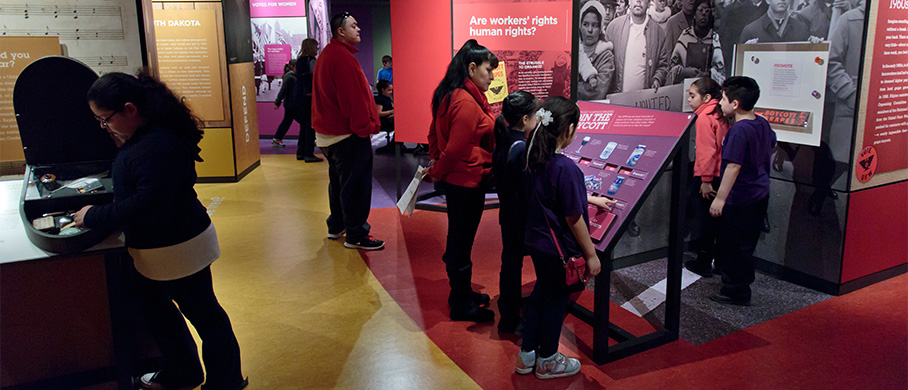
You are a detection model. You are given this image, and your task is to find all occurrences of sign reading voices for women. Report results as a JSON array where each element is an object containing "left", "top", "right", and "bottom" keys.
[{"left": 250, "top": 0, "right": 306, "bottom": 18}]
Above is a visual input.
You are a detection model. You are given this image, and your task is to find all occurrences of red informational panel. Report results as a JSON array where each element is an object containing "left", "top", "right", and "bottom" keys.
[
  {"left": 453, "top": 0, "right": 573, "bottom": 102},
  {"left": 391, "top": 0, "right": 452, "bottom": 144},
  {"left": 858, "top": 2, "right": 908, "bottom": 181},
  {"left": 842, "top": 181, "right": 908, "bottom": 283}
]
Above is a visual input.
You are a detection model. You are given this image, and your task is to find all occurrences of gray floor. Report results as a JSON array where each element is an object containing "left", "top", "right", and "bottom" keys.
[{"left": 607, "top": 256, "right": 832, "bottom": 345}]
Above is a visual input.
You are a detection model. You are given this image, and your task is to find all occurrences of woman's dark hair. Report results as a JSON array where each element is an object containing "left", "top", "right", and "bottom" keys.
[
  {"left": 431, "top": 39, "right": 499, "bottom": 115},
  {"left": 376, "top": 78, "right": 392, "bottom": 93},
  {"left": 299, "top": 38, "right": 318, "bottom": 57},
  {"left": 285, "top": 58, "right": 297, "bottom": 73},
  {"left": 526, "top": 96, "right": 580, "bottom": 170},
  {"left": 691, "top": 77, "right": 726, "bottom": 121},
  {"left": 87, "top": 72, "right": 204, "bottom": 161},
  {"left": 494, "top": 91, "right": 539, "bottom": 145}
]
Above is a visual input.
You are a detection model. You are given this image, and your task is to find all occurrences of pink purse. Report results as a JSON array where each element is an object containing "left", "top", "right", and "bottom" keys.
[{"left": 545, "top": 217, "right": 588, "bottom": 286}]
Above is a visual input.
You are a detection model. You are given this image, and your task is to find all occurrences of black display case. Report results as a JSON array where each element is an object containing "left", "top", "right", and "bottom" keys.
[{"left": 14, "top": 56, "right": 118, "bottom": 254}]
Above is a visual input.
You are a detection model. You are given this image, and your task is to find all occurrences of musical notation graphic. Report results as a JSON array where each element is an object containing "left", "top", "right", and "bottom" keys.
[
  {"left": 74, "top": 55, "right": 128, "bottom": 67},
  {"left": 0, "top": 4, "right": 121, "bottom": 19},
  {"left": 0, "top": 1, "right": 144, "bottom": 75},
  {"left": 1, "top": 27, "right": 124, "bottom": 40}
]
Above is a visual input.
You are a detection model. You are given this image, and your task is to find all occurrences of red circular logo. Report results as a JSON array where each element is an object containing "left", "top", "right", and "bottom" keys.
[{"left": 856, "top": 146, "right": 878, "bottom": 183}]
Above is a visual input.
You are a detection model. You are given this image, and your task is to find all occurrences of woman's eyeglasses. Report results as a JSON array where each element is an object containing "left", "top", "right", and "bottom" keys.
[{"left": 94, "top": 109, "right": 120, "bottom": 127}]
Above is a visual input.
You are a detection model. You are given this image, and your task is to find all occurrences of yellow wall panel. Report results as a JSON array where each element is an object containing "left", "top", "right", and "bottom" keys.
[{"left": 197, "top": 127, "right": 235, "bottom": 178}]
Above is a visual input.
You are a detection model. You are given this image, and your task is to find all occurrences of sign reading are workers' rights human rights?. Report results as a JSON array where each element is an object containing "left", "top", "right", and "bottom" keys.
[{"left": 453, "top": 0, "right": 573, "bottom": 102}]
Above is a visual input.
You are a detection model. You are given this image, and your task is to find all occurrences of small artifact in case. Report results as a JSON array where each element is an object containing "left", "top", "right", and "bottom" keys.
[
  {"left": 40, "top": 174, "right": 61, "bottom": 191},
  {"left": 75, "top": 178, "right": 105, "bottom": 194},
  {"left": 32, "top": 216, "right": 55, "bottom": 231}
]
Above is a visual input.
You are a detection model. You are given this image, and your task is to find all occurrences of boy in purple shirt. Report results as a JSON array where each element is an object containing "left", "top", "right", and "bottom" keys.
[{"left": 708, "top": 76, "right": 776, "bottom": 306}]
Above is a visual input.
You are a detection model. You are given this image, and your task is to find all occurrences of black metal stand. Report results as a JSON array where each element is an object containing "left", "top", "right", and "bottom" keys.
[
  {"left": 395, "top": 142, "right": 402, "bottom": 200},
  {"left": 567, "top": 125, "right": 690, "bottom": 364},
  {"left": 413, "top": 188, "right": 501, "bottom": 212}
]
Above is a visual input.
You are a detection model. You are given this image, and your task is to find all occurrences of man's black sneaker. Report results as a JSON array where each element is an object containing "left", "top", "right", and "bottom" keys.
[{"left": 344, "top": 236, "right": 384, "bottom": 250}]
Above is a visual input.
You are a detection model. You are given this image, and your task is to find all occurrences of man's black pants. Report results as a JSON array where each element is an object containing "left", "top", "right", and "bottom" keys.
[{"left": 321, "top": 135, "right": 373, "bottom": 242}]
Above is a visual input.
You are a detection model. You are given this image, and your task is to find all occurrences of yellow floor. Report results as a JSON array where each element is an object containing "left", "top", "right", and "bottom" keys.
[{"left": 192, "top": 155, "right": 479, "bottom": 390}]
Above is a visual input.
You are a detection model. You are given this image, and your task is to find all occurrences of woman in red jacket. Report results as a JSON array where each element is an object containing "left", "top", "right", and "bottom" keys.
[
  {"left": 424, "top": 39, "right": 498, "bottom": 323},
  {"left": 685, "top": 77, "right": 730, "bottom": 277}
]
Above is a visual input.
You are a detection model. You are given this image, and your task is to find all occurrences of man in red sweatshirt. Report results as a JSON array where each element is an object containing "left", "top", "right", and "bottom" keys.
[{"left": 312, "top": 12, "right": 383, "bottom": 250}]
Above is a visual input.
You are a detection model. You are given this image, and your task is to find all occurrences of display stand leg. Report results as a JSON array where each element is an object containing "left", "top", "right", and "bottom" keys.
[
  {"left": 104, "top": 250, "right": 136, "bottom": 390},
  {"left": 395, "top": 142, "right": 402, "bottom": 200},
  {"left": 569, "top": 122, "right": 692, "bottom": 365},
  {"left": 665, "top": 136, "right": 688, "bottom": 334},
  {"left": 592, "top": 251, "right": 613, "bottom": 364}
]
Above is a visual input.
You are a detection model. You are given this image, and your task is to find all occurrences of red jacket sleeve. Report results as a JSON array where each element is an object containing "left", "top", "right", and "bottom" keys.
[
  {"left": 336, "top": 59, "right": 380, "bottom": 138},
  {"left": 694, "top": 115, "right": 720, "bottom": 181},
  {"left": 428, "top": 100, "right": 478, "bottom": 180}
]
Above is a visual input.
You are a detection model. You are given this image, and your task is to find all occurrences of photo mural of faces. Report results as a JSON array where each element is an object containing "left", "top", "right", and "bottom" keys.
[
  {"left": 576, "top": 0, "right": 864, "bottom": 164},
  {"left": 577, "top": 0, "right": 861, "bottom": 95}
]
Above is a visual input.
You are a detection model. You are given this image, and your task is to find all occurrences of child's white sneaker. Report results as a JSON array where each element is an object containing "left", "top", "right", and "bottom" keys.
[
  {"left": 515, "top": 349, "right": 535, "bottom": 375},
  {"left": 534, "top": 352, "right": 581, "bottom": 379}
]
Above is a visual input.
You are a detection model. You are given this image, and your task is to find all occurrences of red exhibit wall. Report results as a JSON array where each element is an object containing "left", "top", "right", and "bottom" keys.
[
  {"left": 842, "top": 181, "right": 908, "bottom": 283},
  {"left": 391, "top": 0, "right": 452, "bottom": 144}
]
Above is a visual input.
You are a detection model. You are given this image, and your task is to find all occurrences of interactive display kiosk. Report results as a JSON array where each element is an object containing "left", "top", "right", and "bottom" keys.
[
  {"left": 5, "top": 56, "right": 156, "bottom": 389},
  {"left": 566, "top": 101, "right": 694, "bottom": 363},
  {"left": 14, "top": 56, "right": 118, "bottom": 254}
]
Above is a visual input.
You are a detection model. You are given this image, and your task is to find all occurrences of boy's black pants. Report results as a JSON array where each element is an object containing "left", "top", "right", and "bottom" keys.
[{"left": 715, "top": 195, "right": 769, "bottom": 301}]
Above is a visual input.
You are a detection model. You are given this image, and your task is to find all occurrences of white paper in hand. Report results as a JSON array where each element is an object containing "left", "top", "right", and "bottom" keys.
[{"left": 397, "top": 165, "right": 426, "bottom": 217}]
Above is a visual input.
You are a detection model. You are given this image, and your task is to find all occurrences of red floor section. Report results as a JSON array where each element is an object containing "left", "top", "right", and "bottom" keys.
[{"left": 362, "top": 207, "right": 908, "bottom": 389}]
